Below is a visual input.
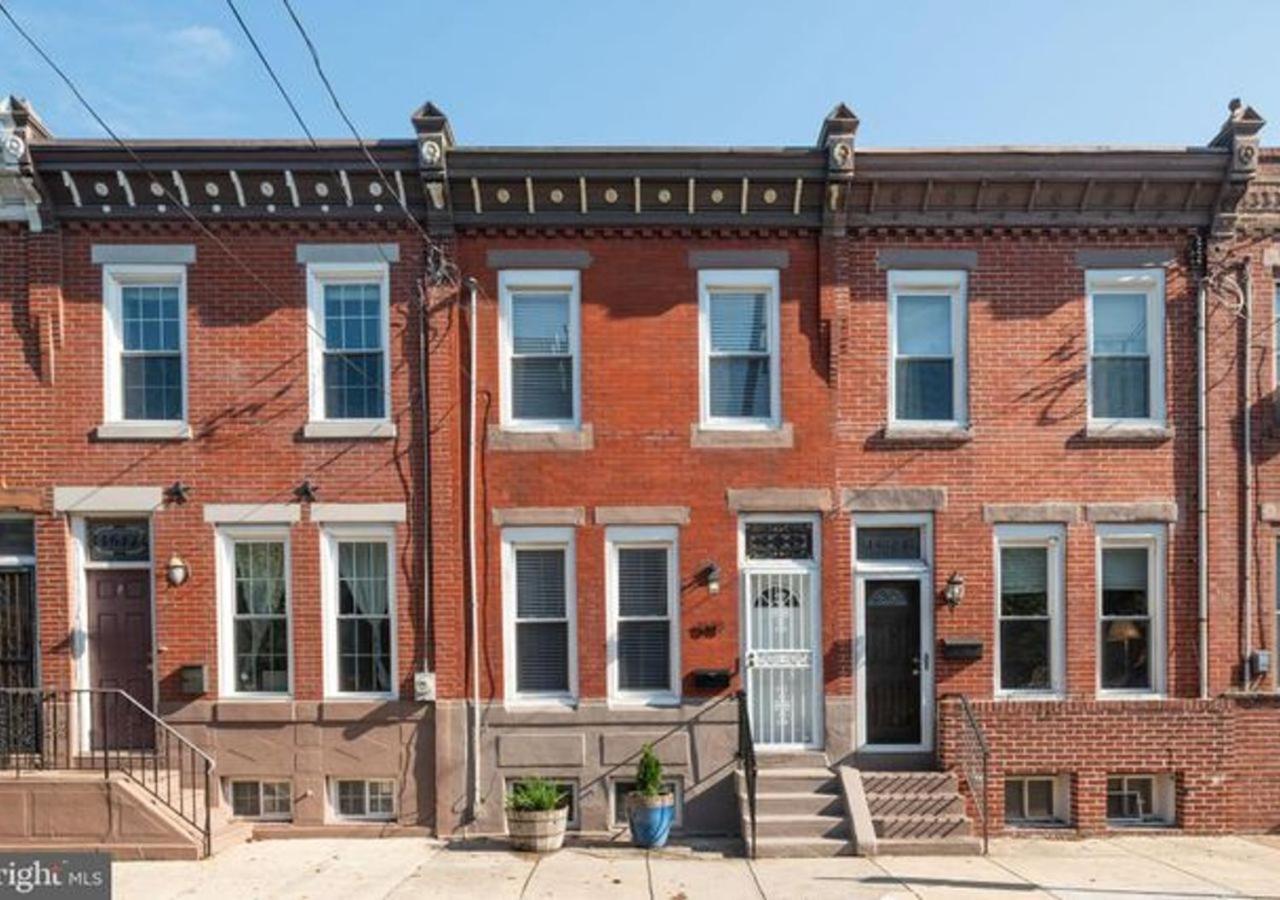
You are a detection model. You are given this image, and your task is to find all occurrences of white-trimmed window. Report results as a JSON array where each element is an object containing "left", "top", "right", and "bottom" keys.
[
  {"left": 1003, "top": 775, "right": 1068, "bottom": 827},
  {"left": 606, "top": 526, "right": 680, "bottom": 705},
  {"left": 995, "top": 525, "right": 1065, "bottom": 697},
  {"left": 1086, "top": 269, "right": 1166, "bottom": 427},
  {"left": 216, "top": 527, "right": 292, "bottom": 697},
  {"left": 611, "top": 777, "right": 683, "bottom": 828},
  {"left": 1106, "top": 774, "right": 1175, "bottom": 826},
  {"left": 502, "top": 527, "right": 577, "bottom": 704},
  {"left": 888, "top": 269, "right": 967, "bottom": 427},
  {"left": 698, "top": 268, "right": 781, "bottom": 429},
  {"left": 498, "top": 270, "right": 581, "bottom": 430},
  {"left": 228, "top": 779, "right": 292, "bottom": 821},
  {"left": 306, "top": 262, "right": 391, "bottom": 424},
  {"left": 331, "top": 778, "right": 395, "bottom": 821},
  {"left": 102, "top": 264, "right": 188, "bottom": 426},
  {"left": 1097, "top": 524, "right": 1165, "bottom": 695},
  {"left": 321, "top": 525, "right": 396, "bottom": 698}
]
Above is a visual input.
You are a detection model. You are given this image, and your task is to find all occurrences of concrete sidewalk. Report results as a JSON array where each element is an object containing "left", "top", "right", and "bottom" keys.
[{"left": 113, "top": 834, "right": 1280, "bottom": 899}]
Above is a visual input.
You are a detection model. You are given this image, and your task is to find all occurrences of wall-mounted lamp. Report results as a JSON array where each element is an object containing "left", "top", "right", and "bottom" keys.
[
  {"left": 943, "top": 572, "right": 966, "bottom": 608},
  {"left": 700, "top": 562, "right": 722, "bottom": 595},
  {"left": 166, "top": 554, "right": 190, "bottom": 587}
]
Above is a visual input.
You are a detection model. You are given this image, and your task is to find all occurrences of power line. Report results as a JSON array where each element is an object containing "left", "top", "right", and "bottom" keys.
[
  {"left": 0, "top": 0, "right": 392, "bottom": 408},
  {"left": 280, "top": 0, "right": 457, "bottom": 287},
  {"left": 224, "top": 0, "right": 317, "bottom": 147}
]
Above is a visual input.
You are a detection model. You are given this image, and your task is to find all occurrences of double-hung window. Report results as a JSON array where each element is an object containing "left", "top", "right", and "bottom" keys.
[
  {"left": 1087, "top": 269, "right": 1165, "bottom": 428},
  {"left": 217, "top": 528, "right": 291, "bottom": 697},
  {"left": 1098, "top": 524, "right": 1165, "bottom": 695},
  {"left": 698, "top": 269, "right": 781, "bottom": 429},
  {"left": 229, "top": 780, "right": 292, "bottom": 821},
  {"left": 888, "top": 270, "right": 967, "bottom": 428},
  {"left": 102, "top": 265, "right": 188, "bottom": 430},
  {"left": 332, "top": 778, "right": 395, "bottom": 821},
  {"left": 322, "top": 526, "right": 396, "bottom": 698},
  {"left": 306, "top": 263, "right": 391, "bottom": 430},
  {"left": 502, "top": 527, "right": 577, "bottom": 704},
  {"left": 606, "top": 527, "right": 680, "bottom": 705},
  {"left": 995, "top": 525, "right": 1064, "bottom": 697},
  {"left": 498, "top": 270, "right": 581, "bottom": 430}
]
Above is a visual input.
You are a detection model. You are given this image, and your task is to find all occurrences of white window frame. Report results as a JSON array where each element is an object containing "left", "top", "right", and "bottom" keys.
[
  {"left": 329, "top": 777, "right": 396, "bottom": 822},
  {"left": 319, "top": 524, "right": 397, "bottom": 700},
  {"left": 215, "top": 525, "right": 293, "bottom": 699},
  {"left": 1003, "top": 774, "right": 1070, "bottom": 828},
  {"left": 610, "top": 776, "right": 684, "bottom": 829},
  {"left": 226, "top": 778, "right": 293, "bottom": 821},
  {"left": 501, "top": 526, "right": 578, "bottom": 707},
  {"left": 305, "top": 261, "right": 392, "bottom": 426},
  {"left": 1085, "top": 268, "right": 1166, "bottom": 430},
  {"left": 993, "top": 524, "right": 1066, "bottom": 699},
  {"left": 1096, "top": 523, "right": 1166, "bottom": 698},
  {"left": 887, "top": 269, "right": 968, "bottom": 429},
  {"left": 497, "top": 269, "right": 582, "bottom": 432},
  {"left": 697, "top": 268, "right": 782, "bottom": 431},
  {"left": 1106, "top": 773, "right": 1175, "bottom": 827},
  {"left": 605, "top": 526, "right": 681, "bottom": 707},
  {"left": 101, "top": 263, "right": 189, "bottom": 429}
]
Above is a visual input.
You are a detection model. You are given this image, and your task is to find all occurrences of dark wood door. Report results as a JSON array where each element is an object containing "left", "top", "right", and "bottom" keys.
[
  {"left": 865, "top": 579, "right": 922, "bottom": 746},
  {"left": 87, "top": 569, "right": 154, "bottom": 750}
]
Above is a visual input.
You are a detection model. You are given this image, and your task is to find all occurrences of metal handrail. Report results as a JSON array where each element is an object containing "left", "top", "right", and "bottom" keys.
[
  {"left": 0, "top": 687, "right": 215, "bottom": 857},
  {"left": 735, "top": 689, "right": 758, "bottom": 859},
  {"left": 951, "top": 694, "right": 989, "bottom": 855}
]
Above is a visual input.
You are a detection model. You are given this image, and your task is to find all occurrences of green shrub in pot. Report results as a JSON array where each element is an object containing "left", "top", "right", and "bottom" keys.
[{"left": 506, "top": 777, "right": 570, "bottom": 852}]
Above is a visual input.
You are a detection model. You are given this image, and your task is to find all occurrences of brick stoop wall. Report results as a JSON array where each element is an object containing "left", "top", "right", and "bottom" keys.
[{"left": 937, "top": 696, "right": 1280, "bottom": 835}]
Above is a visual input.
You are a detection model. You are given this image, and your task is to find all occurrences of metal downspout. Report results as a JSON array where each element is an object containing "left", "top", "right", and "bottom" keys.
[
  {"left": 1196, "top": 241, "right": 1209, "bottom": 700},
  {"left": 465, "top": 277, "right": 481, "bottom": 821},
  {"left": 1241, "top": 266, "right": 1255, "bottom": 689}
]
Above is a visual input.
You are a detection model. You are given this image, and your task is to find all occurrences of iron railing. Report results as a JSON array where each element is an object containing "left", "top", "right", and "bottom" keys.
[
  {"left": 951, "top": 694, "right": 989, "bottom": 855},
  {"left": 735, "top": 689, "right": 758, "bottom": 859},
  {"left": 0, "top": 688, "right": 214, "bottom": 857}
]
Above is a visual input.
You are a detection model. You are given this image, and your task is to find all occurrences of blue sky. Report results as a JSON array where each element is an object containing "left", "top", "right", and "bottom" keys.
[{"left": 3, "top": 1, "right": 1278, "bottom": 148}]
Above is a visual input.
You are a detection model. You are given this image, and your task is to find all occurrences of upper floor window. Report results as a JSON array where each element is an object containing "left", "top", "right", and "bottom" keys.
[
  {"left": 498, "top": 270, "right": 581, "bottom": 430},
  {"left": 306, "top": 263, "right": 390, "bottom": 424},
  {"left": 995, "top": 525, "right": 1064, "bottom": 697},
  {"left": 103, "top": 265, "right": 187, "bottom": 425},
  {"left": 1098, "top": 524, "right": 1165, "bottom": 695},
  {"left": 1087, "top": 269, "right": 1165, "bottom": 427},
  {"left": 888, "top": 270, "right": 968, "bottom": 427},
  {"left": 698, "top": 269, "right": 781, "bottom": 430}
]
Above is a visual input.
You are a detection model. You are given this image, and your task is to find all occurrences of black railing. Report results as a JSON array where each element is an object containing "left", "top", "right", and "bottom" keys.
[
  {"left": 952, "top": 695, "right": 989, "bottom": 855},
  {"left": 735, "top": 689, "right": 758, "bottom": 859},
  {"left": 0, "top": 688, "right": 214, "bottom": 857}
]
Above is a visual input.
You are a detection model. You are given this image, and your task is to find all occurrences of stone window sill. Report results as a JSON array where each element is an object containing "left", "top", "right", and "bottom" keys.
[
  {"left": 881, "top": 423, "right": 973, "bottom": 444},
  {"left": 1082, "top": 422, "right": 1173, "bottom": 443},
  {"left": 95, "top": 421, "right": 192, "bottom": 441},
  {"left": 690, "top": 422, "right": 794, "bottom": 449},
  {"left": 487, "top": 424, "right": 594, "bottom": 452},
  {"left": 302, "top": 420, "right": 396, "bottom": 440}
]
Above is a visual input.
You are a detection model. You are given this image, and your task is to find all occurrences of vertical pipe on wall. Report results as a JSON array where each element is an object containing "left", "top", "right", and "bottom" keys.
[
  {"left": 465, "top": 277, "right": 481, "bottom": 821},
  {"left": 1195, "top": 235, "right": 1209, "bottom": 700},
  {"left": 1241, "top": 266, "right": 1255, "bottom": 689},
  {"left": 418, "top": 275, "right": 433, "bottom": 680}
]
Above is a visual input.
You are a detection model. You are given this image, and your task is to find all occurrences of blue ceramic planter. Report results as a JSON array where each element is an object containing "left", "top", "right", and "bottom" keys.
[{"left": 627, "top": 793, "right": 675, "bottom": 848}]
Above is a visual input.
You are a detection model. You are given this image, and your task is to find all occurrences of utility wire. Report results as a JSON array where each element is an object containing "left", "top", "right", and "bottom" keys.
[
  {"left": 0, "top": 0, "right": 390, "bottom": 406},
  {"left": 280, "top": 0, "right": 457, "bottom": 287},
  {"left": 224, "top": 0, "right": 318, "bottom": 147}
]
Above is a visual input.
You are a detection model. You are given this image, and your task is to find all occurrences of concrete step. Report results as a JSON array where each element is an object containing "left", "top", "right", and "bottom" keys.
[
  {"left": 873, "top": 813, "right": 971, "bottom": 840},
  {"left": 867, "top": 791, "right": 965, "bottom": 818},
  {"left": 861, "top": 771, "right": 957, "bottom": 796},
  {"left": 751, "top": 835, "right": 854, "bottom": 858},
  {"left": 756, "top": 750, "right": 830, "bottom": 769},
  {"left": 753, "top": 767, "right": 838, "bottom": 794},
  {"left": 752, "top": 813, "right": 849, "bottom": 840},
  {"left": 750, "top": 790, "right": 845, "bottom": 816},
  {"left": 874, "top": 836, "right": 983, "bottom": 857}
]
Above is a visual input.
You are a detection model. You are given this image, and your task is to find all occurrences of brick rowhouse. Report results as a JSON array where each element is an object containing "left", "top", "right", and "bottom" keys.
[{"left": 1, "top": 92, "right": 1278, "bottom": 852}]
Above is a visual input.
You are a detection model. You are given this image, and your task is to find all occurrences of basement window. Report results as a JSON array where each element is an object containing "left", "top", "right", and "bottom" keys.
[
  {"left": 332, "top": 778, "right": 396, "bottom": 821},
  {"left": 1003, "top": 775, "right": 1067, "bottom": 827},
  {"left": 1106, "top": 774, "right": 1175, "bottom": 827},
  {"left": 228, "top": 779, "right": 292, "bottom": 821}
]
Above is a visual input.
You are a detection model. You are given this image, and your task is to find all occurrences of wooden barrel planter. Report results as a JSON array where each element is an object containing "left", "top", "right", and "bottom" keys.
[{"left": 506, "top": 806, "right": 569, "bottom": 852}]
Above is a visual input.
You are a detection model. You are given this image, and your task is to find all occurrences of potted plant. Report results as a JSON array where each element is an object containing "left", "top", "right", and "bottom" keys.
[
  {"left": 625, "top": 744, "right": 675, "bottom": 848},
  {"left": 506, "top": 777, "right": 570, "bottom": 852}
]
